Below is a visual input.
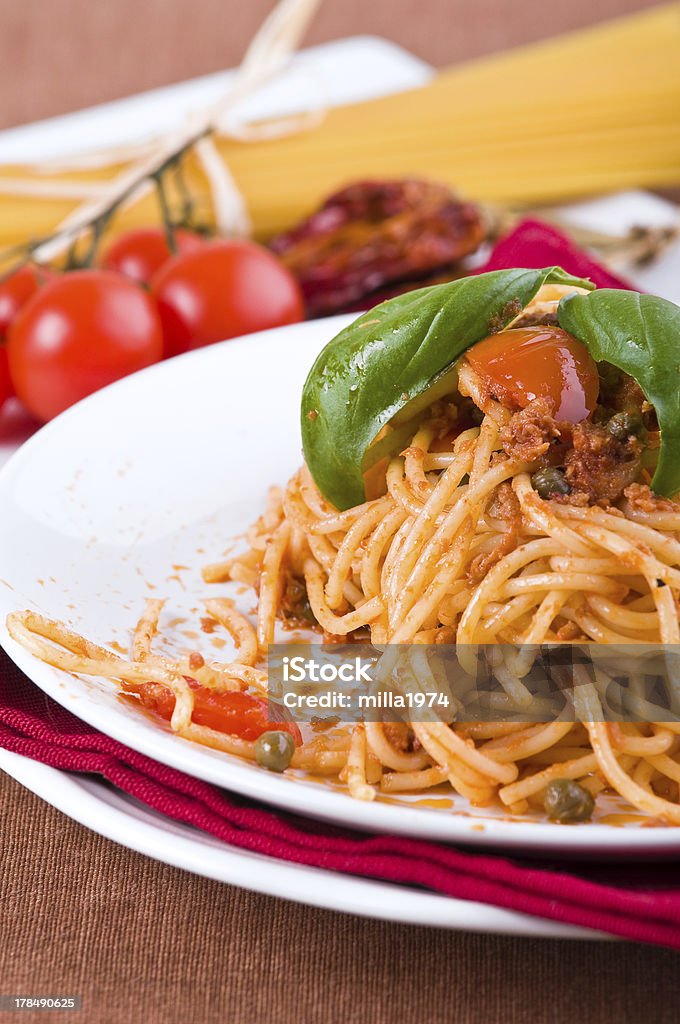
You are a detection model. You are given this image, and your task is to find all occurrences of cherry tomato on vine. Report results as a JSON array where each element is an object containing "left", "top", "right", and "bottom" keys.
[
  {"left": 0, "top": 348, "right": 13, "bottom": 410},
  {"left": 151, "top": 239, "right": 305, "bottom": 357},
  {"left": 101, "top": 227, "right": 204, "bottom": 286},
  {"left": 0, "top": 264, "right": 54, "bottom": 410},
  {"left": 7, "top": 270, "right": 164, "bottom": 422},
  {"left": 0, "top": 264, "right": 54, "bottom": 340}
]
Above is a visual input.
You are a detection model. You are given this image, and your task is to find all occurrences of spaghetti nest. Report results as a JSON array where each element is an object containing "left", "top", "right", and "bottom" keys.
[{"left": 11, "top": 356, "right": 680, "bottom": 825}]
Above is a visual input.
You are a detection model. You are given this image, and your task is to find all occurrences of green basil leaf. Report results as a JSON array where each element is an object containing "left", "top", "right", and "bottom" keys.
[
  {"left": 301, "top": 267, "right": 594, "bottom": 509},
  {"left": 558, "top": 289, "right": 680, "bottom": 498}
]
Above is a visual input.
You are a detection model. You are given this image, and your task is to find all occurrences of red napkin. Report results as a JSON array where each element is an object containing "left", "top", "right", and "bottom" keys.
[
  {"left": 3, "top": 223, "right": 669, "bottom": 948},
  {"left": 4, "top": 651, "right": 680, "bottom": 949}
]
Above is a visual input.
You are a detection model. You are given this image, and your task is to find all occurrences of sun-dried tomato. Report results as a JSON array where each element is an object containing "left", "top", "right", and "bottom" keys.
[{"left": 269, "top": 179, "right": 485, "bottom": 316}]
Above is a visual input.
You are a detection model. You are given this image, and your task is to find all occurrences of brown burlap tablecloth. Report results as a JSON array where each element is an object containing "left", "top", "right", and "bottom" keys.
[{"left": 2, "top": 771, "right": 679, "bottom": 1024}]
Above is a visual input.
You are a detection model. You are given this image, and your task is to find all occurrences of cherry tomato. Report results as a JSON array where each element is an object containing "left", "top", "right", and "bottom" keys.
[
  {"left": 101, "top": 227, "right": 204, "bottom": 286},
  {"left": 0, "top": 347, "right": 13, "bottom": 410},
  {"left": 0, "top": 264, "right": 55, "bottom": 341},
  {"left": 0, "top": 265, "right": 55, "bottom": 408},
  {"left": 465, "top": 326, "right": 599, "bottom": 423},
  {"left": 151, "top": 239, "right": 305, "bottom": 357},
  {"left": 7, "top": 270, "right": 163, "bottom": 422},
  {"left": 135, "top": 681, "right": 302, "bottom": 745}
]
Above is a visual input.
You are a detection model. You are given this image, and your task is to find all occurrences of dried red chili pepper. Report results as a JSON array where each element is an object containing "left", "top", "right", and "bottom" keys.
[{"left": 269, "top": 179, "right": 486, "bottom": 316}]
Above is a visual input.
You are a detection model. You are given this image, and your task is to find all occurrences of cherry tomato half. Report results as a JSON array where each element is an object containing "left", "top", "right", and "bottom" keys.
[
  {"left": 135, "top": 680, "right": 302, "bottom": 745},
  {"left": 465, "top": 326, "right": 599, "bottom": 423},
  {"left": 151, "top": 239, "right": 305, "bottom": 357},
  {"left": 101, "top": 227, "right": 204, "bottom": 286},
  {"left": 7, "top": 270, "right": 163, "bottom": 421}
]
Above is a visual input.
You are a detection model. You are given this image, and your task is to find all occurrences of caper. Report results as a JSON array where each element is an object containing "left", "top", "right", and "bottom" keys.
[
  {"left": 607, "top": 410, "right": 646, "bottom": 441},
  {"left": 530, "top": 467, "right": 570, "bottom": 499},
  {"left": 543, "top": 778, "right": 595, "bottom": 823},
  {"left": 254, "top": 730, "right": 296, "bottom": 772}
]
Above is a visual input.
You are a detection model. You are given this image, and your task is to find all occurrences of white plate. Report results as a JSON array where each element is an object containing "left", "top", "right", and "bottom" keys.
[
  {"left": 1, "top": 317, "right": 680, "bottom": 857},
  {"left": 0, "top": 747, "right": 602, "bottom": 940}
]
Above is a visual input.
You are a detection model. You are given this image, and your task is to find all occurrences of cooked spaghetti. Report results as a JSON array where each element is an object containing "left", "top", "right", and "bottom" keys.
[{"left": 10, "top": 275, "right": 680, "bottom": 825}]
